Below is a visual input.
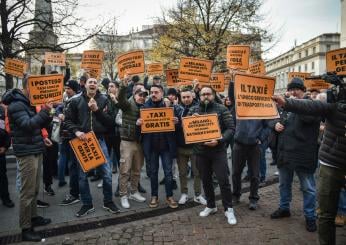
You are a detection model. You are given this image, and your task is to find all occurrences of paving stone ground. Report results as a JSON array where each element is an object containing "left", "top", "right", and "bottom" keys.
[{"left": 15, "top": 181, "right": 346, "bottom": 245}]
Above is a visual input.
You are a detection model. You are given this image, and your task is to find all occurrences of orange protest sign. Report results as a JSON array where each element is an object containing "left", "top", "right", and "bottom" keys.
[
  {"left": 234, "top": 73, "right": 279, "bottom": 119},
  {"left": 81, "top": 50, "right": 104, "bottom": 70},
  {"left": 178, "top": 57, "right": 213, "bottom": 83},
  {"left": 304, "top": 79, "right": 332, "bottom": 91},
  {"left": 182, "top": 114, "right": 222, "bottom": 144},
  {"left": 200, "top": 73, "right": 225, "bottom": 92},
  {"left": 84, "top": 67, "right": 102, "bottom": 80},
  {"left": 288, "top": 72, "right": 311, "bottom": 82},
  {"left": 28, "top": 74, "right": 64, "bottom": 106},
  {"left": 4, "top": 58, "right": 27, "bottom": 78},
  {"left": 69, "top": 132, "right": 106, "bottom": 173},
  {"left": 249, "top": 60, "right": 266, "bottom": 75},
  {"left": 117, "top": 50, "right": 145, "bottom": 79},
  {"left": 147, "top": 63, "right": 164, "bottom": 75},
  {"left": 140, "top": 107, "right": 175, "bottom": 133},
  {"left": 44, "top": 52, "right": 66, "bottom": 66},
  {"left": 166, "top": 69, "right": 192, "bottom": 87},
  {"left": 227, "top": 45, "right": 250, "bottom": 70},
  {"left": 326, "top": 48, "right": 346, "bottom": 75}
]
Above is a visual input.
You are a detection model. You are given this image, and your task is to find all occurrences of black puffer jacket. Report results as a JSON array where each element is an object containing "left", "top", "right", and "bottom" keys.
[
  {"left": 2, "top": 89, "right": 52, "bottom": 156},
  {"left": 284, "top": 98, "right": 346, "bottom": 171},
  {"left": 64, "top": 91, "right": 114, "bottom": 138},
  {"left": 0, "top": 105, "right": 11, "bottom": 155}
]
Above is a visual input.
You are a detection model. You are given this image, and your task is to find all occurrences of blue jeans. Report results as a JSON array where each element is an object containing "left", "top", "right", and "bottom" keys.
[
  {"left": 338, "top": 188, "right": 346, "bottom": 215},
  {"left": 279, "top": 166, "right": 316, "bottom": 220},
  {"left": 150, "top": 151, "right": 173, "bottom": 197},
  {"left": 58, "top": 140, "right": 70, "bottom": 184},
  {"left": 78, "top": 138, "right": 113, "bottom": 205},
  {"left": 259, "top": 143, "right": 267, "bottom": 181}
]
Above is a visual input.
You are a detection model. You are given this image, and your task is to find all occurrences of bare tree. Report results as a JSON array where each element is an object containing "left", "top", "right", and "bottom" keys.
[{"left": 0, "top": 0, "right": 105, "bottom": 89}]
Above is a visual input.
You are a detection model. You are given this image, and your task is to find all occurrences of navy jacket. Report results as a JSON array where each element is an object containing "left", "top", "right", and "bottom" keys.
[{"left": 234, "top": 119, "right": 271, "bottom": 146}]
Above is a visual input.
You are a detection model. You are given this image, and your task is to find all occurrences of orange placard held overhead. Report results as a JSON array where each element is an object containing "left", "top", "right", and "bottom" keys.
[
  {"left": 84, "top": 68, "right": 102, "bottom": 80},
  {"left": 4, "top": 58, "right": 27, "bottom": 78},
  {"left": 182, "top": 114, "right": 222, "bottom": 144},
  {"left": 326, "top": 47, "right": 346, "bottom": 75},
  {"left": 227, "top": 45, "right": 250, "bottom": 70},
  {"left": 200, "top": 73, "right": 225, "bottom": 92},
  {"left": 304, "top": 79, "right": 332, "bottom": 91},
  {"left": 147, "top": 63, "right": 164, "bottom": 76},
  {"left": 117, "top": 50, "right": 145, "bottom": 79},
  {"left": 288, "top": 72, "right": 311, "bottom": 82},
  {"left": 249, "top": 60, "right": 266, "bottom": 75},
  {"left": 44, "top": 52, "right": 66, "bottom": 66},
  {"left": 166, "top": 69, "right": 180, "bottom": 87},
  {"left": 27, "top": 74, "right": 64, "bottom": 106},
  {"left": 140, "top": 107, "right": 175, "bottom": 133},
  {"left": 234, "top": 73, "right": 279, "bottom": 119},
  {"left": 81, "top": 50, "right": 104, "bottom": 69},
  {"left": 69, "top": 132, "right": 106, "bottom": 173},
  {"left": 178, "top": 57, "right": 213, "bottom": 83}
]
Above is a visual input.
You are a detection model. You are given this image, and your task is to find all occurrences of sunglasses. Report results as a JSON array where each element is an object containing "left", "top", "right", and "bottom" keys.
[{"left": 200, "top": 93, "right": 213, "bottom": 96}]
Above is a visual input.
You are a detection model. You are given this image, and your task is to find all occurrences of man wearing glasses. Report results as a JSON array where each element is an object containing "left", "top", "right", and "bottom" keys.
[{"left": 188, "top": 86, "right": 237, "bottom": 225}]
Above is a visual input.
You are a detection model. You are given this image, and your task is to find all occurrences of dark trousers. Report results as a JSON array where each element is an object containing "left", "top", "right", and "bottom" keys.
[
  {"left": 105, "top": 135, "right": 121, "bottom": 169},
  {"left": 318, "top": 165, "right": 346, "bottom": 245},
  {"left": 196, "top": 151, "right": 233, "bottom": 211},
  {"left": 43, "top": 142, "right": 59, "bottom": 186},
  {"left": 69, "top": 149, "right": 80, "bottom": 198},
  {"left": 0, "top": 155, "right": 10, "bottom": 201},
  {"left": 232, "top": 142, "right": 260, "bottom": 201}
]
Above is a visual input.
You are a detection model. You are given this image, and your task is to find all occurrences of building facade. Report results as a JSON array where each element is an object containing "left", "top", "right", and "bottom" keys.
[
  {"left": 341, "top": 0, "right": 346, "bottom": 47},
  {"left": 265, "top": 33, "right": 340, "bottom": 94}
]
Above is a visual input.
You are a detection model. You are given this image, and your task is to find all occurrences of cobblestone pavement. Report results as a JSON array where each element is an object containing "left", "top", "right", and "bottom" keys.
[{"left": 16, "top": 180, "right": 346, "bottom": 245}]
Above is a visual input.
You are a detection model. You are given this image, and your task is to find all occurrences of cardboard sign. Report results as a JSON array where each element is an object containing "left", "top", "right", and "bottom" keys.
[
  {"left": 140, "top": 107, "right": 175, "bottom": 133},
  {"left": 326, "top": 48, "right": 346, "bottom": 75},
  {"left": 304, "top": 79, "right": 332, "bottom": 91},
  {"left": 200, "top": 73, "right": 225, "bottom": 92},
  {"left": 117, "top": 50, "right": 145, "bottom": 79},
  {"left": 147, "top": 63, "right": 164, "bottom": 75},
  {"left": 4, "top": 58, "right": 27, "bottom": 78},
  {"left": 44, "top": 52, "right": 66, "bottom": 66},
  {"left": 84, "top": 67, "right": 102, "bottom": 80},
  {"left": 28, "top": 74, "right": 64, "bottom": 106},
  {"left": 81, "top": 50, "right": 104, "bottom": 70},
  {"left": 227, "top": 45, "right": 250, "bottom": 70},
  {"left": 69, "top": 132, "right": 106, "bottom": 172},
  {"left": 234, "top": 73, "right": 279, "bottom": 119},
  {"left": 249, "top": 60, "right": 266, "bottom": 75},
  {"left": 166, "top": 69, "right": 192, "bottom": 87},
  {"left": 288, "top": 72, "right": 311, "bottom": 82},
  {"left": 182, "top": 114, "right": 222, "bottom": 144},
  {"left": 178, "top": 57, "right": 213, "bottom": 83}
]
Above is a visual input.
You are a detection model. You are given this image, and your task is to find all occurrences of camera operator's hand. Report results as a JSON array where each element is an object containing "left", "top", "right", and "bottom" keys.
[
  {"left": 275, "top": 122, "right": 285, "bottom": 132},
  {"left": 272, "top": 95, "right": 286, "bottom": 107}
]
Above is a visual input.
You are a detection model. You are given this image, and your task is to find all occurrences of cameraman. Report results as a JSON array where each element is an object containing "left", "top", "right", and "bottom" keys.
[{"left": 272, "top": 80, "right": 346, "bottom": 245}]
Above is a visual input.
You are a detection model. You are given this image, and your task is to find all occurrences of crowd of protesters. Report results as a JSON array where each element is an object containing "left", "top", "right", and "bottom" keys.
[{"left": 0, "top": 63, "right": 345, "bottom": 244}]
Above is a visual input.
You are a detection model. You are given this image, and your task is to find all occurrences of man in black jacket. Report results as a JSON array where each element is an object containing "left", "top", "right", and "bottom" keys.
[
  {"left": 188, "top": 86, "right": 237, "bottom": 225},
  {"left": 2, "top": 80, "right": 53, "bottom": 242},
  {"left": 270, "top": 78, "right": 321, "bottom": 233},
  {"left": 64, "top": 77, "right": 120, "bottom": 217}
]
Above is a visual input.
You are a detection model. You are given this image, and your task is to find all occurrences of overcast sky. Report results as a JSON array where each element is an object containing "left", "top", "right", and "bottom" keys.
[{"left": 76, "top": 0, "right": 341, "bottom": 60}]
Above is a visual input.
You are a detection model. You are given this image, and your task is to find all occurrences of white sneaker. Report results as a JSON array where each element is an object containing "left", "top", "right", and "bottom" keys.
[
  {"left": 129, "top": 192, "right": 146, "bottom": 202},
  {"left": 97, "top": 180, "right": 103, "bottom": 188},
  {"left": 120, "top": 196, "right": 130, "bottom": 209},
  {"left": 194, "top": 194, "right": 207, "bottom": 205},
  {"left": 274, "top": 171, "right": 279, "bottom": 176},
  {"left": 225, "top": 208, "right": 237, "bottom": 225},
  {"left": 178, "top": 193, "right": 189, "bottom": 205},
  {"left": 199, "top": 207, "right": 217, "bottom": 217}
]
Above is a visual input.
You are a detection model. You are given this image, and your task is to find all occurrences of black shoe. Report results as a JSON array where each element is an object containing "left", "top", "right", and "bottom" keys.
[
  {"left": 172, "top": 179, "right": 178, "bottom": 190},
  {"left": 22, "top": 228, "right": 41, "bottom": 242},
  {"left": 103, "top": 202, "right": 120, "bottom": 214},
  {"left": 2, "top": 199, "right": 15, "bottom": 208},
  {"left": 58, "top": 181, "right": 67, "bottom": 187},
  {"left": 242, "top": 175, "right": 250, "bottom": 183},
  {"left": 90, "top": 175, "right": 101, "bottom": 182},
  {"left": 159, "top": 178, "right": 165, "bottom": 185},
  {"left": 76, "top": 205, "right": 95, "bottom": 217},
  {"left": 270, "top": 208, "right": 291, "bottom": 219},
  {"left": 59, "top": 194, "right": 80, "bottom": 206},
  {"left": 249, "top": 200, "right": 257, "bottom": 210},
  {"left": 138, "top": 183, "right": 146, "bottom": 194},
  {"left": 114, "top": 185, "right": 120, "bottom": 197},
  {"left": 232, "top": 195, "right": 240, "bottom": 205},
  {"left": 306, "top": 219, "right": 317, "bottom": 232},
  {"left": 44, "top": 185, "right": 55, "bottom": 196},
  {"left": 270, "top": 161, "right": 277, "bottom": 166},
  {"left": 37, "top": 200, "right": 49, "bottom": 208},
  {"left": 31, "top": 216, "right": 51, "bottom": 227}
]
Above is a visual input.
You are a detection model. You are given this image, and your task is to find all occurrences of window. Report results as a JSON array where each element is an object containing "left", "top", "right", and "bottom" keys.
[
  {"left": 305, "top": 50, "right": 308, "bottom": 57},
  {"left": 326, "top": 44, "right": 331, "bottom": 51},
  {"left": 311, "top": 61, "right": 315, "bottom": 70},
  {"left": 313, "top": 47, "right": 316, "bottom": 54},
  {"left": 299, "top": 53, "right": 301, "bottom": 59},
  {"left": 305, "top": 64, "right": 308, "bottom": 71},
  {"left": 298, "top": 65, "right": 301, "bottom": 72}
]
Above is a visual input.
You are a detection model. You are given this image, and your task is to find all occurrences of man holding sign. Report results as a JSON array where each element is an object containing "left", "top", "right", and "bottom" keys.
[
  {"left": 188, "top": 86, "right": 237, "bottom": 225},
  {"left": 65, "top": 78, "right": 120, "bottom": 217}
]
